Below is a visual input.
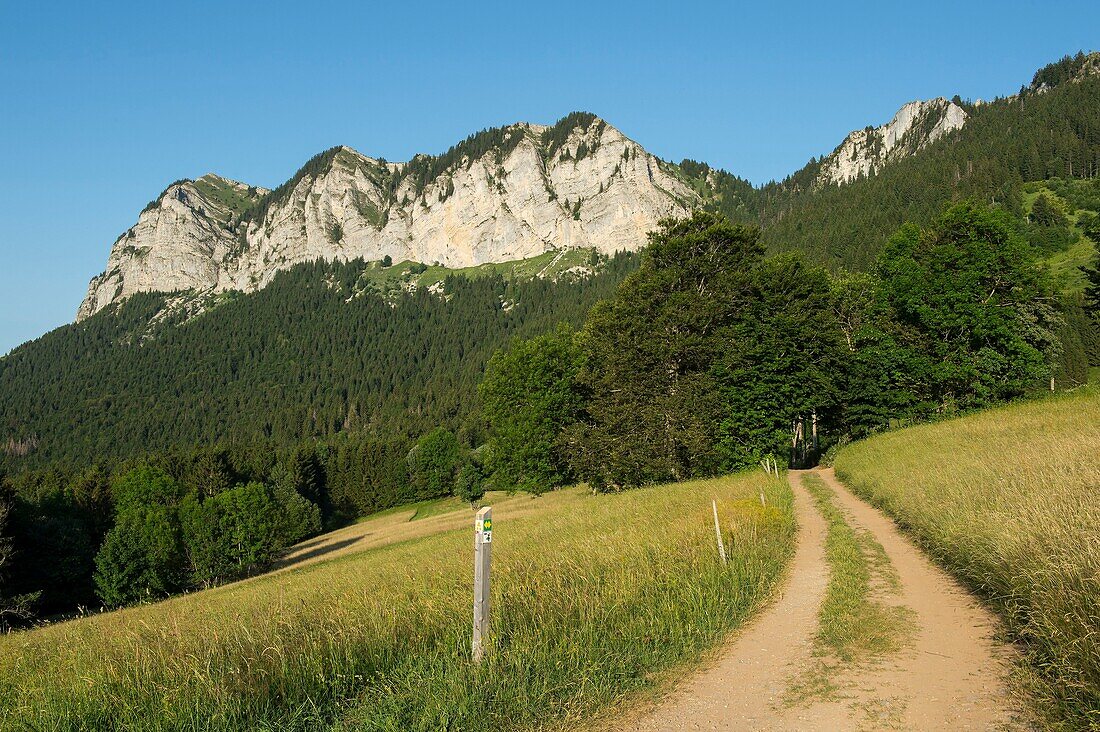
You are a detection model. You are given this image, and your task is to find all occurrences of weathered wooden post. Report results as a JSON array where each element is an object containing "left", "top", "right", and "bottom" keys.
[
  {"left": 712, "top": 500, "right": 727, "bottom": 564},
  {"left": 811, "top": 408, "right": 819, "bottom": 452},
  {"left": 472, "top": 506, "right": 492, "bottom": 662}
]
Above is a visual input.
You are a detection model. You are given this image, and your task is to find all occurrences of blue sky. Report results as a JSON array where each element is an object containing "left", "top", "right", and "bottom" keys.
[{"left": 1, "top": 0, "right": 1097, "bottom": 355}]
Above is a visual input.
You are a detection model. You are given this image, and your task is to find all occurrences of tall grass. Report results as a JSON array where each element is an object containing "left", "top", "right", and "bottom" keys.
[
  {"left": 834, "top": 388, "right": 1100, "bottom": 730},
  {"left": 0, "top": 473, "right": 792, "bottom": 731}
]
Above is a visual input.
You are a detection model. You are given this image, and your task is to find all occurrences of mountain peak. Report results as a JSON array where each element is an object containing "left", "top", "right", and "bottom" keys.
[
  {"left": 816, "top": 97, "right": 967, "bottom": 186},
  {"left": 1030, "top": 51, "right": 1100, "bottom": 91},
  {"left": 77, "top": 114, "right": 696, "bottom": 321}
]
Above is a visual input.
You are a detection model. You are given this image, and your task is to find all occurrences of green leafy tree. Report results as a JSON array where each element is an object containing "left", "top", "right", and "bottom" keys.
[
  {"left": 1053, "top": 315, "right": 1090, "bottom": 388},
  {"left": 455, "top": 446, "right": 488, "bottom": 506},
  {"left": 271, "top": 475, "right": 322, "bottom": 547},
  {"left": 407, "top": 428, "right": 464, "bottom": 500},
  {"left": 180, "top": 482, "right": 287, "bottom": 587},
  {"left": 94, "top": 467, "right": 186, "bottom": 607},
  {"left": 876, "top": 202, "right": 1058, "bottom": 412},
  {"left": 1078, "top": 210, "right": 1100, "bottom": 328},
  {"left": 714, "top": 254, "right": 845, "bottom": 467},
  {"left": 69, "top": 463, "right": 114, "bottom": 546},
  {"left": 1080, "top": 212, "right": 1100, "bottom": 246},
  {"left": 1030, "top": 192, "right": 1069, "bottom": 228},
  {"left": 182, "top": 449, "right": 236, "bottom": 497},
  {"left": 567, "top": 211, "right": 763, "bottom": 490},
  {"left": 1083, "top": 257, "right": 1100, "bottom": 321},
  {"left": 1027, "top": 192, "right": 1075, "bottom": 253},
  {"left": 287, "top": 447, "right": 329, "bottom": 518},
  {"left": 479, "top": 325, "right": 584, "bottom": 493}
]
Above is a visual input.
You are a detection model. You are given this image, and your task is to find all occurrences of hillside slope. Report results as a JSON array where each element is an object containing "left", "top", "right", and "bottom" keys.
[
  {"left": 1, "top": 253, "right": 638, "bottom": 470},
  {"left": 0, "top": 472, "right": 793, "bottom": 731},
  {"left": 756, "top": 55, "right": 1100, "bottom": 269}
]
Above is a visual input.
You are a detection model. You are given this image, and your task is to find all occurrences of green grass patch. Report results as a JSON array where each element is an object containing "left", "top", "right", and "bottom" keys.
[
  {"left": 1023, "top": 179, "right": 1098, "bottom": 293},
  {"left": 787, "top": 474, "right": 913, "bottom": 702},
  {"left": 352, "top": 491, "right": 508, "bottom": 524},
  {"left": 0, "top": 473, "right": 794, "bottom": 731},
  {"left": 834, "top": 387, "right": 1100, "bottom": 730},
  {"left": 190, "top": 176, "right": 261, "bottom": 219},
  {"left": 355, "top": 248, "right": 601, "bottom": 296},
  {"left": 1043, "top": 234, "right": 1096, "bottom": 294},
  {"left": 408, "top": 495, "right": 469, "bottom": 521}
]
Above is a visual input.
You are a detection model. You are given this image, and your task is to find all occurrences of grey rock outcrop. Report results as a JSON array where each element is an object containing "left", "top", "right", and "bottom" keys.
[
  {"left": 78, "top": 116, "right": 697, "bottom": 320},
  {"left": 816, "top": 98, "right": 967, "bottom": 187}
]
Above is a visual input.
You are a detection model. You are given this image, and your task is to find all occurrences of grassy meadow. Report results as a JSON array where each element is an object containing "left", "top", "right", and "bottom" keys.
[
  {"left": 834, "top": 387, "right": 1100, "bottom": 729},
  {"left": 0, "top": 472, "right": 793, "bottom": 731}
]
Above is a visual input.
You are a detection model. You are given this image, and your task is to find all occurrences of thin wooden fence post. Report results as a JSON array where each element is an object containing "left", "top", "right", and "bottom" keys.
[
  {"left": 472, "top": 506, "right": 492, "bottom": 662},
  {"left": 712, "top": 500, "right": 727, "bottom": 564}
]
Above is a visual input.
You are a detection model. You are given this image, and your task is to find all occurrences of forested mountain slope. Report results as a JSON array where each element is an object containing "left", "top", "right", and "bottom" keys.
[
  {"left": 750, "top": 53, "right": 1100, "bottom": 269},
  {"left": 2, "top": 253, "right": 637, "bottom": 471}
]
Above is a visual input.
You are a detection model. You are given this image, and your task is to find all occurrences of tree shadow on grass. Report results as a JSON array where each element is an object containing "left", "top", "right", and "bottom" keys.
[{"left": 273, "top": 536, "right": 366, "bottom": 571}]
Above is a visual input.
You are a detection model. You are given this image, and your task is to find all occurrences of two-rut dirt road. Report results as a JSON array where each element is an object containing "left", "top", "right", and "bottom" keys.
[{"left": 621, "top": 468, "right": 1026, "bottom": 731}]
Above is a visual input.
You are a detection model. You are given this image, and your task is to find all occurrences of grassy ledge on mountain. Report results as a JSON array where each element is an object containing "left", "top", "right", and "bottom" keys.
[
  {"left": 834, "top": 387, "right": 1100, "bottom": 730},
  {"left": 0, "top": 471, "right": 793, "bottom": 731}
]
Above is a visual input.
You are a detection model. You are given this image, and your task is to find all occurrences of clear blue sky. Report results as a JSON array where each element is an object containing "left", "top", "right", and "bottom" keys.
[{"left": 1, "top": 0, "right": 1097, "bottom": 355}]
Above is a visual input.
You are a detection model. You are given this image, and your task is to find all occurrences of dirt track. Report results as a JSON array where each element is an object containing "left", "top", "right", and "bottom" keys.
[{"left": 622, "top": 468, "right": 1025, "bottom": 731}]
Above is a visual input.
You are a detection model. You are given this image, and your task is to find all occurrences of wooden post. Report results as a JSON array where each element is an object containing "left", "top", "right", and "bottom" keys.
[
  {"left": 472, "top": 506, "right": 492, "bottom": 662},
  {"left": 712, "top": 500, "right": 727, "bottom": 564}
]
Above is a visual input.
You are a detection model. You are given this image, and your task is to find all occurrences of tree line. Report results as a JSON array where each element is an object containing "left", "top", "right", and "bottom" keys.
[
  {"left": 0, "top": 426, "right": 502, "bottom": 623},
  {"left": 477, "top": 206, "right": 1100, "bottom": 492}
]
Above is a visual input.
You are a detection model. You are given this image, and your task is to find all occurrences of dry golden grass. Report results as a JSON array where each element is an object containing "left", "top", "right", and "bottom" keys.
[
  {"left": 0, "top": 473, "right": 793, "bottom": 731},
  {"left": 272, "top": 490, "right": 549, "bottom": 573},
  {"left": 835, "top": 387, "right": 1100, "bottom": 730}
]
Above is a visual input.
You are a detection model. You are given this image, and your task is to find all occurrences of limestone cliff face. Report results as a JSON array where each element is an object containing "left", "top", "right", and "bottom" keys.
[
  {"left": 78, "top": 116, "right": 697, "bottom": 320},
  {"left": 816, "top": 98, "right": 967, "bottom": 186},
  {"left": 77, "top": 176, "right": 266, "bottom": 320}
]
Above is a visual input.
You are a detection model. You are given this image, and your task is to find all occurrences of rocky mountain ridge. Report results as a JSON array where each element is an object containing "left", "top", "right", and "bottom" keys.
[
  {"left": 78, "top": 115, "right": 697, "bottom": 320},
  {"left": 815, "top": 98, "right": 968, "bottom": 186}
]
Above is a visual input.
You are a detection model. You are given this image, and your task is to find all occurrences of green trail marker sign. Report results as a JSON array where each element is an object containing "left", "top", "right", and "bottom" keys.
[{"left": 473, "top": 506, "right": 493, "bottom": 661}]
